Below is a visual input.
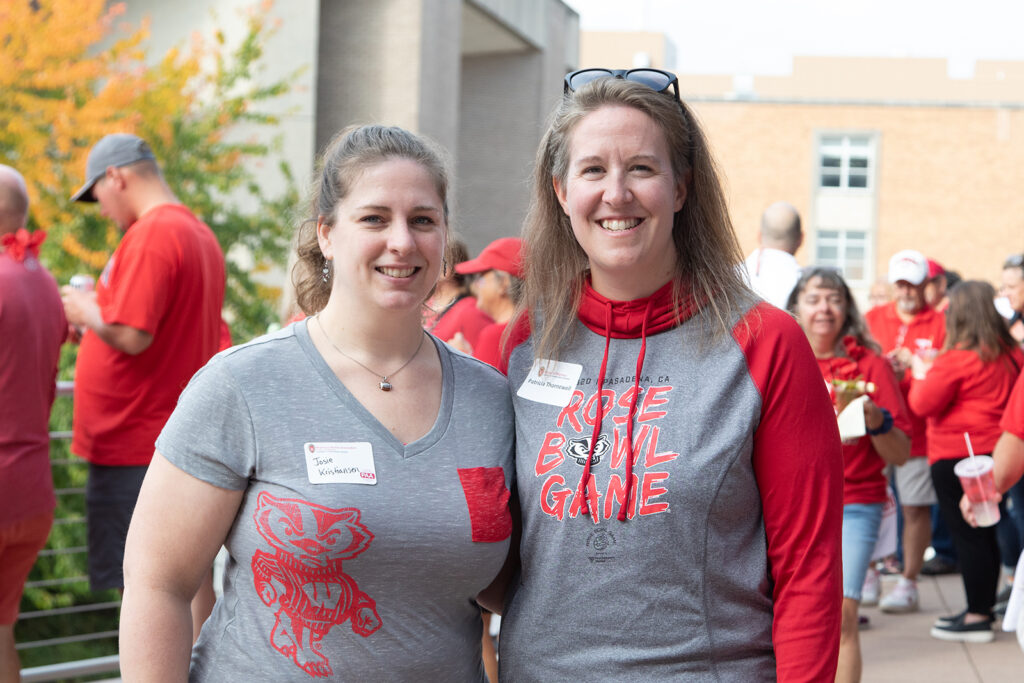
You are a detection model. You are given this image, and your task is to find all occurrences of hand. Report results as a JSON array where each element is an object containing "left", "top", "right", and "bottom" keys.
[
  {"left": 863, "top": 398, "right": 883, "bottom": 432},
  {"left": 959, "top": 491, "right": 1002, "bottom": 528},
  {"left": 887, "top": 348, "right": 912, "bottom": 375},
  {"left": 60, "top": 285, "right": 100, "bottom": 330},
  {"left": 910, "top": 353, "right": 934, "bottom": 380},
  {"left": 447, "top": 331, "right": 473, "bottom": 355}
]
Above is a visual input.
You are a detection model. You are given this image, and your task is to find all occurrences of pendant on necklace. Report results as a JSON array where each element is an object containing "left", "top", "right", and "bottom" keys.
[{"left": 379, "top": 380, "right": 393, "bottom": 392}]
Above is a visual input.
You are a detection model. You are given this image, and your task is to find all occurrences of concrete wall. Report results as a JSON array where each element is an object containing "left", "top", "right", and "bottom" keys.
[{"left": 455, "top": 0, "right": 577, "bottom": 252}]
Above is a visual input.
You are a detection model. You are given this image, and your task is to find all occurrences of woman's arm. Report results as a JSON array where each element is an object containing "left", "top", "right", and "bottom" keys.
[
  {"left": 907, "top": 352, "right": 960, "bottom": 418},
  {"left": 735, "top": 305, "right": 844, "bottom": 682},
  {"left": 120, "top": 452, "right": 244, "bottom": 681},
  {"left": 476, "top": 495, "right": 521, "bottom": 614},
  {"left": 863, "top": 396, "right": 910, "bottom": 467}
]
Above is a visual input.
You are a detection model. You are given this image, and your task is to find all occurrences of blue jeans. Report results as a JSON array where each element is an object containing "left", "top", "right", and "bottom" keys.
[{"left": 843, "top": 503, "right": 884, "bottom": 601}]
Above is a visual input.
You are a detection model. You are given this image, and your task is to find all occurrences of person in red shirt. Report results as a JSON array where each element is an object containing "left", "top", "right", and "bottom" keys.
[
  {"left": 909, "top": 280, "right": 1024, "bottom": 642},
  {"left": 962, "top": 371, "right": 1024, "bottom": 517},
  {"left": 789, "top": 267, "right": 910, "bottom": 682},
  {"left": 450, "top": 237, "right": 523, "bottom": 368},
  {"left": 865, "top": 249, "right": 946, "bottom": 613},
  {"left": 426, "top": 239, "right": 494, "bottom": 347},
  {"left": 60, "top": 134, "right": 225, "bottom": 639},
  {"left": 0, "top": 165, "right": 68, "bottom": 682}
]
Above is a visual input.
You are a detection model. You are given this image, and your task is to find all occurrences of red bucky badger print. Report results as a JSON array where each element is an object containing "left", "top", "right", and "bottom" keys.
[{"left": 251, "top": 491, "right": 381, "bottom": 677}]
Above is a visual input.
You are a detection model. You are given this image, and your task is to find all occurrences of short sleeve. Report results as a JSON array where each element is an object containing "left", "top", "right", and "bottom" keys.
[
  {"left": 101, "top": 226, "right": 174, "bottom": 335},
  {"left": 156, "top": 356, "right": 256, "bottom": 490}
]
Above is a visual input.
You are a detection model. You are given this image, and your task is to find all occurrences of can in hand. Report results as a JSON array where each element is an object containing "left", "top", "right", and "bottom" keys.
[
  {"left": 68, "top": 274, "right": 95, "bottom": 338},
  {"left": 69, "top": 274, "right": 95, "bottom": 292}
]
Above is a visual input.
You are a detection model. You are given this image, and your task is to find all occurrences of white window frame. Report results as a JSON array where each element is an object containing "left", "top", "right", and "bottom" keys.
[{"left": 817, "top": 134, "right": 875, "bottom": 192}]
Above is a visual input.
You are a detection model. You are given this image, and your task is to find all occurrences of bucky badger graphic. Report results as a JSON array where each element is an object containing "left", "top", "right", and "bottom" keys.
[
  {"left": 251, "top": 491, "right": 381, "bottom": 677},
  {"left": 564, "top": 434, "right": 611, "bottom": 466}
]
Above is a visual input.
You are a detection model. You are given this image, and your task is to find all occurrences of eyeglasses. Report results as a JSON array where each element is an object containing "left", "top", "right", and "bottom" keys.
[{"left": 563, "top": 68, "right": 680, "bottom": 100}]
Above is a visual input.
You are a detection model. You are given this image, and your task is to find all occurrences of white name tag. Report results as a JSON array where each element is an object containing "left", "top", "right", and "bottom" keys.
[
  {"left": 304, "top": 442, "right": 377, "bottom": 485},
  {"left": 517, "top": 359, "right": 583, "bottom": 407}
]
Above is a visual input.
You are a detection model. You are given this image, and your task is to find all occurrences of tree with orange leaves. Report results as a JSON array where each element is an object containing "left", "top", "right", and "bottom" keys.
[{"left": 0, "top": 0, "right": 300, "bottom": 343}]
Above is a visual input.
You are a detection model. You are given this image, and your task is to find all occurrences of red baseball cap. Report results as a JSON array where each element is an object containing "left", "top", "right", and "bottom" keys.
[
  {"left": 926, "top": 258, "right": 945, "bottom": 280},
  {"left": 455, "top": 237, "right": 523, "bottom": 278}
]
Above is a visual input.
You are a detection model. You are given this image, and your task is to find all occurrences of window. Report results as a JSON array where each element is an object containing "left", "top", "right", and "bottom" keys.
[
  {"left": 815, "top": 230, "right": 868, "bottom": 284},
  {"left": 818, "top": 135, "right": 873, "bottom": 190}
]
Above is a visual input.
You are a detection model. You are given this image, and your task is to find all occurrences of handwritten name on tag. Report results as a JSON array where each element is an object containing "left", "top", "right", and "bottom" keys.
[
  {"left": 516, "top": 359, "right": 583, "bottom": 407},
  {"left": 304, "top": 442, "right": 377, "bottom": 485}
]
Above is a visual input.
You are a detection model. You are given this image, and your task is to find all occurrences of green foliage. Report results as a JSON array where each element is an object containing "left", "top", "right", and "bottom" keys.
[{"left": 7, "top": 2, "right": 305, "bottom": 675}]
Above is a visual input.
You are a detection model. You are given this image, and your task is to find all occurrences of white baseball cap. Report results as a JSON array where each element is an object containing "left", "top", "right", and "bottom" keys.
[{"left": 887, "top": 250, "right": 928, "bottom": 286}]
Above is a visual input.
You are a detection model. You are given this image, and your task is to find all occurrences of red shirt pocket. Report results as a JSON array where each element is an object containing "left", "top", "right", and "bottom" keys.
[{"left": 457, "top": 467, "right": 512, "bottom": 543}]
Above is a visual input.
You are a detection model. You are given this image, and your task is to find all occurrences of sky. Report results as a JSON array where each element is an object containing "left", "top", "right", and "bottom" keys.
[{"left": 563, "top": 0, "right": 1024, "bottom": 76}]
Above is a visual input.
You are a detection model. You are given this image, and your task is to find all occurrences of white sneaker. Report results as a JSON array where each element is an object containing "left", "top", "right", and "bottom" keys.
[
  {"left": 861, "top": 566, "right": 880, "bottom": 607},
  {"left": 880, "top": 578, "right": 919, "bottom": 613}
]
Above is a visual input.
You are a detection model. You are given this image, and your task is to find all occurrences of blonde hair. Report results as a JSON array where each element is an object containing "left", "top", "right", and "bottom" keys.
[
  {"left": 519, "top": 78, "right": 751, "bottom": 359},
  {"left": 292, "top": 125, "right": 452, "bottom": 315}
]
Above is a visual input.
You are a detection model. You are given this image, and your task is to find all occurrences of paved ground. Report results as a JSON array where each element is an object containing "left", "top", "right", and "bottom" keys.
[
  {"left": 861, "top": 572, "right": 1021, "bottom": 681},
  {"left": 59, "top": 572, "right": 1024, "bottom": 683}
]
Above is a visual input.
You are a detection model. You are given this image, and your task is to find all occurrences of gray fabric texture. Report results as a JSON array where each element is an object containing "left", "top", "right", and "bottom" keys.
[
  {"left": 157, "top": 320, "right": 514, "bottom": 681},
  {"left": 499, "top": 313, "right": 777, "bottom": 682}
]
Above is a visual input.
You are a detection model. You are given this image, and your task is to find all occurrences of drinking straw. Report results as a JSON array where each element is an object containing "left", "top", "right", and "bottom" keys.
[{"left": 964, "top": 431, "right": 976, "bottom": 465}]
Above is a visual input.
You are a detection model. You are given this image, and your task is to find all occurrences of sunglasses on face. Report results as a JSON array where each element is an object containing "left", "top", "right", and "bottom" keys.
[{"left": 563, "top": 68, "right": 680, "bottom": 101}]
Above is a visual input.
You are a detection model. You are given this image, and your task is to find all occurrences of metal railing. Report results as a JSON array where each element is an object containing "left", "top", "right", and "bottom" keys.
[{"left": 17, "top": 381, "right": 121, "bottom": 681}]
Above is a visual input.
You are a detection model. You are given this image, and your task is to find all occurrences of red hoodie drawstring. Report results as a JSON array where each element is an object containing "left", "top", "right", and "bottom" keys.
[
  {"left": 578, "top": 301, "right": 613, "bottom": 517},
  {"left": 618, "top": 298, "right": 652, "bottom": 521}
]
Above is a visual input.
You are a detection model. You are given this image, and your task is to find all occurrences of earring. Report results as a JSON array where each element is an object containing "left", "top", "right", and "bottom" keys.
[
  {"left": 321, "top": 258, "right": 330, "bottom": 283},
  {"left": 442, "top": 257, "right": 449, "bottom": 274}
]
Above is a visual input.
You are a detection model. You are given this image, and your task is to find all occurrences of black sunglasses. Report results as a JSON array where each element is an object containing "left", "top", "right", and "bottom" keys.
[{"left": 563, "top": 68, "right": 680, "bottom": 101}]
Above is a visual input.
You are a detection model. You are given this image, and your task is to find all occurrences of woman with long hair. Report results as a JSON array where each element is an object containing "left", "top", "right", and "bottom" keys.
[
  {"left": 497, "top": 70, "right": 843, "bottom": 680},
  {"left": 787, "top": 267, "right": 911, "bottom": 682},
  {"left": 119, "top": 125, "right": 514, "bottom": 680},
  {"left": 427, "top": 239, "right": 495, "bottom": 347},
  {"left": 909, "top": 280, "right": 1023, "bottom": 643}
]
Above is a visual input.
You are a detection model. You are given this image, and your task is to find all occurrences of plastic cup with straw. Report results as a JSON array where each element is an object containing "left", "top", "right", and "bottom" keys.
[{"left": 953, "top": 432, "right": 1000, "bottom": 527}]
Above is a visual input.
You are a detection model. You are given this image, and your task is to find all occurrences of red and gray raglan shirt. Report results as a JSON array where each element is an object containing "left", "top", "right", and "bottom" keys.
[{"left": 498, "top": 280, "right": 843, "bottom": 682}]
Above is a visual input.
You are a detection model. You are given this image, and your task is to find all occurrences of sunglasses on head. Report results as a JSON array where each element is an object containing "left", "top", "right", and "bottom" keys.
[{"left": 563, "top": 68, "right": 680, "bottom": 101}]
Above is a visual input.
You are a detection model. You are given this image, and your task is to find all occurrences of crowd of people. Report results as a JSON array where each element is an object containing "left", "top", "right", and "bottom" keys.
[{"left": 1, "top": 65, "right": 1022, "bottom": 682}]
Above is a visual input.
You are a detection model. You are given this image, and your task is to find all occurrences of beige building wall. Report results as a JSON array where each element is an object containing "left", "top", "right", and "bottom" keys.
[
  {"left": 580, "top": 31, "right": 673, "bottom": 69},
  {"left": 578, "top": 36, "right": 1024, "bottom": 293}
]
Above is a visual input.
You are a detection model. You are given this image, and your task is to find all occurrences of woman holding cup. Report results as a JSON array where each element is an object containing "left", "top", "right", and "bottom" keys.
[
  {"left": 787, "top": 267, "right": 911, "bottom": 682},
  {"left": 908, "top": 280, "right": 1023, "bottom": 642}
]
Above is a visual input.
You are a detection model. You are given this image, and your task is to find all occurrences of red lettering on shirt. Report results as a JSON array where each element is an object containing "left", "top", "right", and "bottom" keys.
[
  {"left": 556, "top": 390, "right": 586, "bottom": 433},
  {"left": 637, "top": 385, "right": 671, "bottom": 422},
  {"left": 609, "top": 423, "right": 650, "bottom": 469},
  {"left": 642, "top": 426, "right": 679, "bottom": 468},
  {"left": 541, "top": 475, "right": 572, "bottom": 521},
  {"left": 638, "top": 471, "right": 670, "bottom": 515},
  {"left": 535, "top": 432, "right": 566, "bottom": 476},
  {"left": 583, "top": 389, "right": 615, "bottom": 428}
]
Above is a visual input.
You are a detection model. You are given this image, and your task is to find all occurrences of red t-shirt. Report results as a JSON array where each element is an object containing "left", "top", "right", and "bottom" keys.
[
  {"left": 908, "top": 347, "right": 1024, "bottom": 463},
  {"left": 0, "top": 252, "right": 67, "bottom": 524},
  {"left": 816, "top": 346, "right": 912, "bottom": 504},
  {"left": 1001, "top": 371, "right": 1024, "bottom": 440},
  {"left": 472, "top": 321, "right": 507, "bottom": 369},
  {"left": 864, "top": 302, "right": 946, "bottom": 456},
  {"left": 429, "top": 296, "right": 493, "bottom": 348},
  {"left": 72, "top": 204, "right": 226, "bottom": 466}
]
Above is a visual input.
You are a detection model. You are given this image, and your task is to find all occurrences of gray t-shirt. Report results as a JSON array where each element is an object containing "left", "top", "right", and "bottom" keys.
[{"left": 157, "top": 320, "right": 514, "bottom": 681}]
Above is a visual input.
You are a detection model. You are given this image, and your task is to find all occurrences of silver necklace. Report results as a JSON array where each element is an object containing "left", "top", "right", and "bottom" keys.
[{"left": 315, "top": 315, "right": 425, "bottom": 391}]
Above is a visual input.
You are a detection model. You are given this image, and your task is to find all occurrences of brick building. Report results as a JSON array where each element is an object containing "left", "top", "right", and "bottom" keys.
[{"left": 582, "top": 33, "right": 1024, "bottom": 300}]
